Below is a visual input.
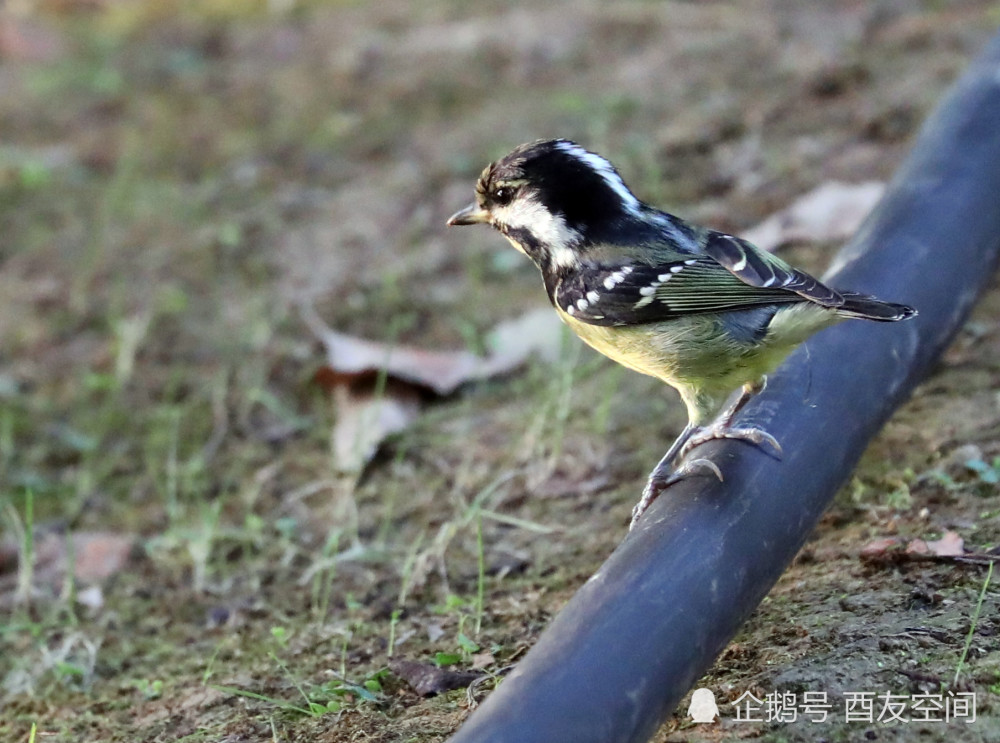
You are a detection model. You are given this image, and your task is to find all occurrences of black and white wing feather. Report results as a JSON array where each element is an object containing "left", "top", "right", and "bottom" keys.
[
  {"left": 702, "top": 232, "right": 844, "bottom": 308},
  {"left": 555, "top": 259, "right": 806, "bottom": 327}
]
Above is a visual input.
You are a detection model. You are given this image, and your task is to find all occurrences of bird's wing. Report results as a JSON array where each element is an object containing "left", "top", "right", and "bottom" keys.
[
  {"left": 555, "top": 259, "right": 805, "bottom": 327},
  {"left": 702, "top": 231, "right": 843, "bottom": 308}
]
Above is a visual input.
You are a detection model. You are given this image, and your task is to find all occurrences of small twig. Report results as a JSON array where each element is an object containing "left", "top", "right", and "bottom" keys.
[{"left": 466, "top": 664, "right": 516, "bottom": 709}]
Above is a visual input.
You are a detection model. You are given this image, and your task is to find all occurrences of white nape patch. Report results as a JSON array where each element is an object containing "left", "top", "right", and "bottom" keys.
[
  {"left": 586, "top": 290, "right": 600, "bottom": 304},
  {"left": 650, "top": 212, "right": 691, "bottom": 246},
  {"left": 492, "top": 199, "right": 582, "bottom": 269},
  {"left": 554, "top": 141, "right": 641, "bottom": 216}
]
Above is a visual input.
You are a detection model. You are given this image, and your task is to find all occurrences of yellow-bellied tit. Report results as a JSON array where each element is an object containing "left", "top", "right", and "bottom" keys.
[{"left": 447, "top": 139, "right": 916, "bottom": 529}]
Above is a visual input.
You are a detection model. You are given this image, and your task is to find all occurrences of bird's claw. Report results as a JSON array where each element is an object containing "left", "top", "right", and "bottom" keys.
[
  {"left": 687, "top": 457, "right": 724, "bottom": 482},
  {"left": 679, "top": 425, "right": 782, "bottom": 460},
  {"left": 629, "top": 458, "right": 725, "bottom": 530}
]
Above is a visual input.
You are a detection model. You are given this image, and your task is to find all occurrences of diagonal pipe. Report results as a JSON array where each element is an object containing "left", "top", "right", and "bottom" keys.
[{"left": 447, "top": 30, "right": 1000, "bottom": 743}]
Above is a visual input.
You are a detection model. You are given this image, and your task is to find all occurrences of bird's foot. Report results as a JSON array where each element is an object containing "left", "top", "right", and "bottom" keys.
[
  {"left": 678, "top": 423, "right": 782, "bottom": 461},
  {"left": 629, "top": 457, "right": 724, "bottom": 531}
]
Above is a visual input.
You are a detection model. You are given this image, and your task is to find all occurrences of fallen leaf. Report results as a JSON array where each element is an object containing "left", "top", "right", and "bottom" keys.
[
  {"left": 67, "top": 532, "right": 136, "bottom": 582},
  {"left": 905, "top": 539, "right": 931, "bottom": 556},
  {"left": 389, "top": 658, "right": 483, "bottom": 697},
  {"left": 307, "top": 305, "right": 563, "bottom": 396},
  {"left": 331, "top": 381, "right": 422, "bottom": 474},
  {"left": 470, "top": 651, "right": 495, "bottom": 670},
  {"left": 743, "top": 181, "right": 885, "bottom": 251},
  {"left": 861, "top": 531, "right": 970, "bottom": 566},
  {"left": 859, "top": 536, "right": 902, "bottom": 558},
  {"left": 0, "top": 530, "right": 135, "bottom": 603},
  {"left": 305, "top": 304, "right": 565, "bottom": 474},
  {"left": 925, "top": 530, "right": 964, "bottom": 557}
]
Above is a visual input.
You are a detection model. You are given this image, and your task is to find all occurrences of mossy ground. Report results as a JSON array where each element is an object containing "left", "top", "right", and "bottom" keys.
[{"left": 1, "top": 2, "right": 999, "bottom": 741}]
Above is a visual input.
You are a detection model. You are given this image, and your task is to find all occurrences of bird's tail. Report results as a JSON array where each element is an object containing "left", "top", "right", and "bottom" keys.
[{"left": 835, "top": 291, "right": 917, "bottom": 322}]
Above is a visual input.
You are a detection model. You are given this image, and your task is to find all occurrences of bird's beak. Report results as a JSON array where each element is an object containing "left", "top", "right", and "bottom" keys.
[{"left": 447, "top": 203, "right": 490, "bottom": 226}]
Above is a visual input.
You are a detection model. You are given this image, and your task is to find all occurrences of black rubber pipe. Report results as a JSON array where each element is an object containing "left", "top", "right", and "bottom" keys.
[{"left": 448, "top": 31, "right": 1000, "bottom": 743}]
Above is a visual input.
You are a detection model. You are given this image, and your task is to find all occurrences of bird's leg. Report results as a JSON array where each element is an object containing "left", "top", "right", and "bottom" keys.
[
  {"left": 677, "top": 377, "right": 782, "bottom": 460},
  {"left": 629, "top": 377, "right": 780, "bottom": 531},
  {"left": 630, "top": 423, "right": 723, "bottom": 530}
]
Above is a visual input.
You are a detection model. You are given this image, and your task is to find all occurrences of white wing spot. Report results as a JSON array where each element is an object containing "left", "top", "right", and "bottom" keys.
[
  {"left": 603, "top": 269, "right": 629, "bottom": 289},
  {"left": 554, "top": 141, "right": 641, "bottom": 216},
  {"left": 684, "top": 259, "right": 697, "bottom": 265},
  {"left": 657, "top": 273, "right": 673, "bottom": 282},
  {"left": 634, "top": 295, "right": 655, "bottom": 309},
  {"left": 566, "top": 304, "right": 575, "bottom": 316},
  {"left": 577, "top": 298, "right": 589, "bottom": 311},
  {"left": 622, "top": 266, "right": 634, "bottom": 275},
  {"left": 670, "top": 265, "right": 685, "bottom": 274},
  {"left": 723, "top": 237, "right": 749, "bottom": 271},
  {"left": 586, "top": 290, "right": 600, "bottom": 304},
  {"left": 639, "top": 285, "right": 658, "bottom": 296}
]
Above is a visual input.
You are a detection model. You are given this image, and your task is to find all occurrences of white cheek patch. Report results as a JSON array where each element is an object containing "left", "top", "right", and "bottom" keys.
[
  {"left": 493, "top": 199, "right": 582, "bottom": 268},
  {"left": 554, "top": 141, "right": 642, "bottom": 216}
]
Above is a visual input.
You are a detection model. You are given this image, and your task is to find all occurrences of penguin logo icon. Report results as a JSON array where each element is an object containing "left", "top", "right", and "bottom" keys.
[{"left": 688, "top": 688, "right": 719, "bottom": 723}]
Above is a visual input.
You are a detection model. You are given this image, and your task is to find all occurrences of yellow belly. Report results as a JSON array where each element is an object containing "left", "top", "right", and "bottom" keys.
[{"left": 556, "top": 303, "right": 837, "bottom": 424}]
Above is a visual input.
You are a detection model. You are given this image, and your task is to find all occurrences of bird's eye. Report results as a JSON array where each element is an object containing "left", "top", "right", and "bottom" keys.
[{"left": 493, "top": 186, "right": 515, "bottom": 206}]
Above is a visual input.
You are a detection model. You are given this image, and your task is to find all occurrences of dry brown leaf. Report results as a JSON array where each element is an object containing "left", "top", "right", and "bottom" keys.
[
  {"left": 905, "top": 539, "right": 931, "bottom": 556},
  {"left": 308, "top": 306, "right": 563, "bottom": 396},
  {"left": 924, "top": 530, "right": 965, "bottom": 557},
  {"left": 52, "top": 531, "right": 135, "bottom": 583},
  {"left": 470, "top": 651, "right": 495, "bottom": 670},
  {"left": 861, "top": 530, "right": 967, "bottom": 565},
  {"left": 743, "top": 181, "right": 885, "bottom": 252},
  {"left": 331, "top": 382, "right": 422, "bottom": 474},
  {"left": 0, "top": 531, "right": 135, "bottom": 597},
  {"left": 859, "top": 536, "right": 902, "bottom": 559},
  {"left": 306, "top": 305, "right": 565, "bottom": 474},
  {"left": 389, "top": 658, "right": 483, "bottom": 697}
]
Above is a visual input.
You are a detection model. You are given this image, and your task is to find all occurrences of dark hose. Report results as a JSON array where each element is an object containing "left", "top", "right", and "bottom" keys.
[{"left": 447, "top": 31, "right": 1000, "bottom": 743}]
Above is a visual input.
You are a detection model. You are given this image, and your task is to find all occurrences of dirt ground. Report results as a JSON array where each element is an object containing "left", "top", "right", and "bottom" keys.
[{"left": 1, "top": 1, "right": 999, "bottom": 741}]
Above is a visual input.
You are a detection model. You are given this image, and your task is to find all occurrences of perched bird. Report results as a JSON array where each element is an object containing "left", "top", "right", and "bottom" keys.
[{"left": 447, "top": 139, "right": 916, "bottom": 529}]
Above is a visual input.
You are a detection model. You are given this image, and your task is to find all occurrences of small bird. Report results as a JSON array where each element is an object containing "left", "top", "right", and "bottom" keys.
[{"left": 447, "top": 139, "right": 916, "bottom": 529}]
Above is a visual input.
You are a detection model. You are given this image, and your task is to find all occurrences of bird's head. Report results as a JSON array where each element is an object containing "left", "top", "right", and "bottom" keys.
[{"left": 447, "top": 139, "right": 644, "bottom": 269}]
